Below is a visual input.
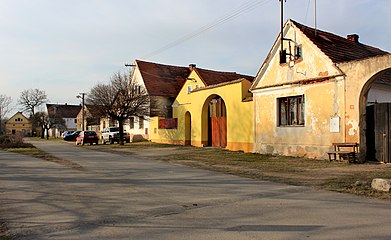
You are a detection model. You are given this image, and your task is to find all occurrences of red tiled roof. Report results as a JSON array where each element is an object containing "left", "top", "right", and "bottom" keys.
[
  {"left": 291, "top": 20, "right": 389, "bottom": 63},
  {"left": 46, "top": 104, "right": 81, "bottom": 118},
  {"left": 136, "top": 60, "right": 190, "bottom": 98},
  {"left": 195, "top": 68, "right": 254, "bottom": 86}
]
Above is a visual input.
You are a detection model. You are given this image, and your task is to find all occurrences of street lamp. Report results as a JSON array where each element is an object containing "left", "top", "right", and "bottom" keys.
[{"left": 77, "top": 93, "right": 86, "bottom": 131}]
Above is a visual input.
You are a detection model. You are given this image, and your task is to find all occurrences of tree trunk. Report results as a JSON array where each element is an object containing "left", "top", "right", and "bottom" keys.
[
  {"left": 118, "top": 118, "right": 124, "bottom": 145},
  {"left": 41, "top": 126, "right": 45, "bottom": 139}
]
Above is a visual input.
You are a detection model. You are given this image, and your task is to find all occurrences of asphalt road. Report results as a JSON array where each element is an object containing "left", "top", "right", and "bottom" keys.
[{"left": 1, "top": 140, "right": 391, "bottom": 239}]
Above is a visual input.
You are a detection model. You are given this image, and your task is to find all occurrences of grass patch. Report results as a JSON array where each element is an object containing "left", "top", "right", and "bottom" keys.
[
  {"left": 5, "top": 147, "right": 54, "bottom": 160},
  {"left": 91, "top": 142, "right": 391, "bottom": 201},
  {"left": 0, "top": 221, "right": 12, "bottom": 240}
]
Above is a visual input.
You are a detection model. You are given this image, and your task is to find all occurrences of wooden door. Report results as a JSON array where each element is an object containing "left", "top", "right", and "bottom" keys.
[
  {"left": 374, "top": 103, "right": 391, "bottom": 163},
  {"left": 211, "top": 117, "right": 227, "bottom": 147},
  {"left": 209, "top": 98, "right": 227, "bottom": 148}
]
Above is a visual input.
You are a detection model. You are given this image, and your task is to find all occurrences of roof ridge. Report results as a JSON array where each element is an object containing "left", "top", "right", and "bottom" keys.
[
  {"left": 136, "top": 59, "right": 188, "bottom": 69},
  {"left": 289, "top": 19, "right": 388, "bottom": 63}
]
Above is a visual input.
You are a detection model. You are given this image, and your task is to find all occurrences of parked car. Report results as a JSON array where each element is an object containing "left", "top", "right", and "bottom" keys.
[
  {"left": 76, "top": 131, "right": 99, "bottom": 145},
  {"left": 61, "top": 130, "right": 75, "bottom": 139},
  {"left": 101, "top": 127, "right": 130, "bottom": 144},
  {"left": 63, "top": 131, "right": 81, "bottom": 141}
]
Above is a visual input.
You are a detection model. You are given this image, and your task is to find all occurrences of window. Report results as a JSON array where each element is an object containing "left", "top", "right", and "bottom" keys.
[
  {"left": 139, "top": 116, "right": 144, "bottom": 129},
  {"left": 187, "top": 86, "right": 192, "bottom": 94},
  {"left": 195, "top": 84, "right": 200, "bottom": 89},
  {"left": 134, "top": 85, "right": 141, "bottom": 94},
  {"left": 129, "top": 117, "right": 134, "bottom": 129},
  {"left": 295, "top": 45, "right": 303, "bottom": 60},
  {"left": 278, "top": 95, "right": 305, "bottom": 126}
]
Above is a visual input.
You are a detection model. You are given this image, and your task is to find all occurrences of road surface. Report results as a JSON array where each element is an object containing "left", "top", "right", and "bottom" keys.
[{"left": 0, "top": 140, "right": 390, "bottom": 239}]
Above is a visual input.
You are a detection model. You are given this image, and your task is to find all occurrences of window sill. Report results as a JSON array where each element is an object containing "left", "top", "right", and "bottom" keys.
[{"left": 278, "top": 125, "right": 305, "bottom": 128}]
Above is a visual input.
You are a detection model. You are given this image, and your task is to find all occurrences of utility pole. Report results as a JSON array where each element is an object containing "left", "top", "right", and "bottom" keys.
[
  {"left": 77, "top": 93, "right": 86, "bottom": 131},
  {"left": 279, "top": 0, "right": 287, "bottom": 64}
]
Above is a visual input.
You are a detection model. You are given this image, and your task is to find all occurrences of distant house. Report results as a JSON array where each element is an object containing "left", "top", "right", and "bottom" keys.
[
  {"left": 76, "top": 104, "right": 106, "bottom": 135},
  {"left": 5, "top": 112, "right": 32, "bottom": 136},
  {"left": 127, "top": 60, "right": 191, "bottom": 139},
  {"left": 46, "top": 103, "right": 81, "bottom": 137},
  {"left": 150, "top": 64, "right": 254, "bottom": 152},
  {"left": 250, "top": 19, "right": 391, "bottom": 161}
]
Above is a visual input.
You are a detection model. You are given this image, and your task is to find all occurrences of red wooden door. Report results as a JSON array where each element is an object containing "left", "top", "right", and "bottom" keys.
[{"left": 211, "top": 116, "right": 227, "bottom": 148}]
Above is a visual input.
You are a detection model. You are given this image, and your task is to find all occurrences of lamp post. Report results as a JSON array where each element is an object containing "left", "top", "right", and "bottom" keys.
[{"left": 77, "top": 93, "right": 86, "bottom": 131}]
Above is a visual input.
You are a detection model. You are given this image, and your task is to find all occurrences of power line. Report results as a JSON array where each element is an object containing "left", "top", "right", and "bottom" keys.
[{"left": 142, "top": 0, "right": 273, "bottom": 59}]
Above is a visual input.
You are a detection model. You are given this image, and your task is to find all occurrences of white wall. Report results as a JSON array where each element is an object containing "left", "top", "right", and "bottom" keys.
[{"left": 367, "top": 83, "right": 391, "bottom": 103}]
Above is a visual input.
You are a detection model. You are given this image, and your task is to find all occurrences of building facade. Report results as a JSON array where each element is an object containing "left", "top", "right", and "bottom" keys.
[
  {"left": 250, "top": 19, "right": 391, "bottom": 161},
  {"left": 5, "top": 112, "right": 32, "bottom": 136}
]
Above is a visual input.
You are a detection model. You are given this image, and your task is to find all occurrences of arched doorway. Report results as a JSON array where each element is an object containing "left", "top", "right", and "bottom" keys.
[
  {"left": 359, "top": 68, "right": 391, "bottom": 163},
  {"left": 185, "top": 111, "right": 191, "bottom": 145},
  {"left": 202, "top": 95, "right": 227, "bottom": 148}
]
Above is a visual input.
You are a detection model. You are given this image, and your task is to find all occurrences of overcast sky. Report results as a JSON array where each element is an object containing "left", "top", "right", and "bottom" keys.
[{"left": 0, "top": 0, "right": 390, "bottom": 112}]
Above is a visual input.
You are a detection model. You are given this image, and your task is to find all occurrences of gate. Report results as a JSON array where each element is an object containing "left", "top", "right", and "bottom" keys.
[
  {"left": 367, "top": 103, "right": 391, "bottom": 163},
  {"left": 208, "top": 97, "right": 227, "bottom": 148},
  {"left": 211, "top": 117, "right": 227, "bottom": 147}
]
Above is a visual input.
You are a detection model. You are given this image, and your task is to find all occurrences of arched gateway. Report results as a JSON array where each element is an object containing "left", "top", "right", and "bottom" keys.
[
  {"left": 202, "top": 95, "right": 227, "bottom": 148},
  {"left": 359, "top": 68, "right": 391, "bottom": 163}
]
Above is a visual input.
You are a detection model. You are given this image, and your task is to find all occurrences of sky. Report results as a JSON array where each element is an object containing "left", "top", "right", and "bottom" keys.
[{"left": 0, "top": 0, "right": 390, "bottom": 114}]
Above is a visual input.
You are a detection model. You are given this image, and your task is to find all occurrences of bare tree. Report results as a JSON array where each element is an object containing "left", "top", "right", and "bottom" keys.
[
  {"left": 31, "top": 112, "right": 65, "bottom": 139},
  {"left": 87, "top": 71, "right": 150, "bottom": 145},
  {"left": 0, "top": 94, "right": 12, "bottom": 135},
  {"left": 18, "top": 88, "right": 48, "bottom": 116}
]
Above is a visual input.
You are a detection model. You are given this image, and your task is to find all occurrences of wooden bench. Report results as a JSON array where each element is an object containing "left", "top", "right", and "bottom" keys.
[{"left": 328, "top": 143, "right": 359, "bottom": 163}]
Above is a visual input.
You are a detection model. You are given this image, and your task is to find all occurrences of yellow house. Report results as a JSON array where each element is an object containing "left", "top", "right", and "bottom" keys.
[
  {"left": 250, "top": 19, "right": 391, "bottom": 161},
  {"left": 6, "top": 112, "right": 32, "bottom": 136},
  {"left": 150, "top": 65, "right": 255, "bottom": 152}
]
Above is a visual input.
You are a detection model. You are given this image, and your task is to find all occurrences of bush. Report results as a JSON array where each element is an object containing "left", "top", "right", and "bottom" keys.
[{"left": 0, "top": 135, "right": 34, "bottom": 149}]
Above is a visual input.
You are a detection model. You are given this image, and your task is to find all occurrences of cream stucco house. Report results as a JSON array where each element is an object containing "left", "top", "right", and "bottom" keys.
[
  {"left": 5, "top": 112, "right": 32, "bottom": 136},
  {"left": 126, "top": 60, "right": 190, "bottom": 139},
  {"left": 250, "top": 19, "right": 391, "bottom": 162}
]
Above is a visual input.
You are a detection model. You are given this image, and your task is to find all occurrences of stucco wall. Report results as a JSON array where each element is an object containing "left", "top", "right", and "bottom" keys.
[
  {"left": 252, "top": 21, "right": 348, "bottom": 159},
  {"left": 149, "top": 70, "right": 254, "bottom": 152},
  {"left": 253, "top": 80, "right": 345, "bottom": 158},
  {"left": 5, "top": 112, "right": 32, "bottom": 136}
]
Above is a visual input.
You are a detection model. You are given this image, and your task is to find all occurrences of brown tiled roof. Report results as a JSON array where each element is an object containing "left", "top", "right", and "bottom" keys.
[
  {"left": 85, "top": 104, "right": 105, "bottom": 118},
  {"left": 374, "top": 70, "right": 391, "bottom": 86},
  {"left": 46, "top": 104, "right": 81, "bottom": 118},
  {"left": 136, "top": 60, "right": 190, "bottom": 98},
  {"left": 195, "top": 68, "right": 254, "bottom": 86},
  {"left": 291, "top": 20, "right": 389, "bottom": 63}
]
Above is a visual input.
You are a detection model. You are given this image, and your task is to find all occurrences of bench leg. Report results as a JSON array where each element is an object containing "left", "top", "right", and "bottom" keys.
[{"left": 328, "top": 153, "right": 337, "bottom": 161}]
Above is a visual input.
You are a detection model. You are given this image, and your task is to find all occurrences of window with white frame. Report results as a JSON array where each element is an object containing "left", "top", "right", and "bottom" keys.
[
  {"left": 187, "top": 86, "right": 192, "bottom": 94},
  {"left": 278, "top": 95, "right": 305, "bottom": 126}
]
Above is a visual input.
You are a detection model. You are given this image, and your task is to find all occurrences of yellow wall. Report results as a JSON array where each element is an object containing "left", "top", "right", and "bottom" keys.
[
  {"left": 149, "top": 70, "right": 254, "bottom": 152},
  {"left": 6, "top": 112, "right": 32, "bottom": 136}
]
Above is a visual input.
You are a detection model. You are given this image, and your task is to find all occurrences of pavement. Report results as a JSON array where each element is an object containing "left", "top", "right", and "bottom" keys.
[{"left": 0, "top": 140, "right": 391, "bottom": 239}]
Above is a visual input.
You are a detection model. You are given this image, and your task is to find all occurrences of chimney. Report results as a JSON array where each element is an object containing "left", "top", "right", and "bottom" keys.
[
  {"left": 347, "top": 34, "right": 359, "bottom": 43},
  {"left": 189, "top": 64, "right": 196, "bottom": 71}
]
